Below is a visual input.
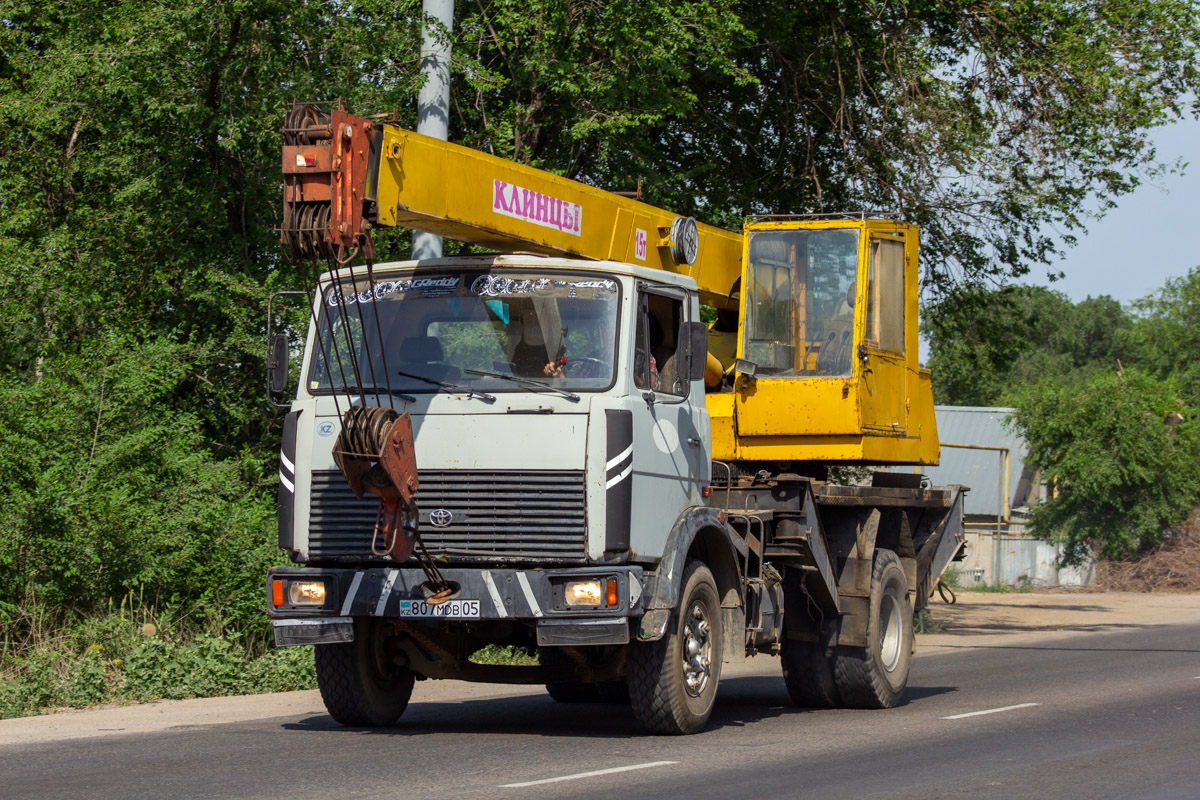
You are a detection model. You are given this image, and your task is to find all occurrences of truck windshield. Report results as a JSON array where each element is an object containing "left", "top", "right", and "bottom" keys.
[
  {"left": 308, "top": 269, "right": 621, "bottom": 395},
  {"left": 743, "top": 228, "right": 860, "bottom": 377}
]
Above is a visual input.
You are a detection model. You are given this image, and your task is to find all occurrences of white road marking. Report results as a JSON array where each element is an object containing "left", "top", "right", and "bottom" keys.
[
  {"left": 500, "top": 761, "right": 678, "bottom": 788},
  {"left": 942, "top": 702, "right": 1040, "bottom": 720}
]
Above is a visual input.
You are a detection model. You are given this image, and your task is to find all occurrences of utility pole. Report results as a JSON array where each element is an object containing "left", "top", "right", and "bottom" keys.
[{"left": 413, "top": 0, "right": 453, "bottom": 260}]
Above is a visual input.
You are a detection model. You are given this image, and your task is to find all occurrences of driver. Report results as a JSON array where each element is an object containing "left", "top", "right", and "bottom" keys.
[
  {"left": 567, "top": 307, "right": 617, "bottom": 379},
  {"left": 509, "top": 301, "right": 563, "bottom": 378}
]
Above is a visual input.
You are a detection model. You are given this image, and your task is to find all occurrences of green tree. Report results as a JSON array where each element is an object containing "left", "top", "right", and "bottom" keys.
[
  {"left": 0, "top": 336, "right": 275, "bottom": 632},
  {"left": 457, "top": 1, "right": 1200, "bottom": 293},
  {"left": 925, "top": 285, "right": 1135, "bottom": 405},
  {"left": 1127, "top": 267, "right": 1200, "bottom": 402},
  {"left": 1010, "top": 369, "right": 1200, "bottom": 562}
]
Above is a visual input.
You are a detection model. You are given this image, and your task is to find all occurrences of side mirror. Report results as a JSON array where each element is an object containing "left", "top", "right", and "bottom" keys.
[
  {"left": 266, "top": 289, "right": 307, "bottom": 408},
  {"left": 270, "top": 332, "right": 289, "bottom": 392},
  {"left": 682, "top": 321, "right": 708, "bottom": 382},
  {"left": 734, "top": 358, "right": 758, "bottom": 388}
]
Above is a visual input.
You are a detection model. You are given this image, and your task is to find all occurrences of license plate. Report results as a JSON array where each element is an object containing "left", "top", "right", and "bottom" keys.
[{"left": 397, "top": 599, "right": 481, "bottom": 618}]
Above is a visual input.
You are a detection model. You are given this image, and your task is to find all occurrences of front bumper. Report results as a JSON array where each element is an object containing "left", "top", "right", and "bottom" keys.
[{"left": 268, "top": 565, "right": 644, "bottom": 646}]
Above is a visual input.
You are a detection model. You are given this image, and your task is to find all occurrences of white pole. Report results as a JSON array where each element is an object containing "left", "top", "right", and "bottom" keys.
[{"left": 413, "top": 0, "right": 453, "bottom": 260}]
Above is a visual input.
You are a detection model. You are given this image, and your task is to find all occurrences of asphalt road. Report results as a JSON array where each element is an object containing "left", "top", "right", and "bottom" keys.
[{"left": 3, "top": 621, "right": 1199, "bottom": 800}]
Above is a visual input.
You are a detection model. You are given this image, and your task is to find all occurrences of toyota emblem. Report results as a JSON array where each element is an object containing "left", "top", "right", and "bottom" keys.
[{"left": 429, "top": 508, "right": 453, "bottom": 528}]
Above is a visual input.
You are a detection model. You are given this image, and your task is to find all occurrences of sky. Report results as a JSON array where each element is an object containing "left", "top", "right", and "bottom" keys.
[{"left": 1020, "top": 116, "right": 1200, "bottom": 306}]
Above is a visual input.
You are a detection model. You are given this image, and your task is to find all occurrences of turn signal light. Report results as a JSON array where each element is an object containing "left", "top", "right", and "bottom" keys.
[
  {"left": 606, "top": 579, "right": 618, "bottom": 607},
  {"left": 271, "top": 579, "right": 284, "bottom": 607}
]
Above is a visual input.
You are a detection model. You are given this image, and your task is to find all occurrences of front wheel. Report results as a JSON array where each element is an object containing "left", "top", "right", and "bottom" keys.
[
  {"left": 627, "top": 560, "right": 723, "bottom": 734},
  {"left": 833, "top": 549, "right": 913, "bottom": 708},
  {"left": 315, "top": 618, "right": 414, "bottom": 726},
  {"left": 539, "top": 647, "right": 602, "bottom": 703}
]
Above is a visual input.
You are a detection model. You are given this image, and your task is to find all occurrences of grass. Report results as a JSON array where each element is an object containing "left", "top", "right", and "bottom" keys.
[
  {"left": 956, "top": 580, "right": 1036, "bottom": 594},
  {"left": 912, "top": 608, "right": 944, "bottom": 634},
  {"left": 469, "top": 644, "right": 538, "bottom": 666},
  {"left": 0, "top": 599, "right": 315, "bottom": 720},
  {"left": 941, "top": 569, "right": 1035, "bottom": 593}
]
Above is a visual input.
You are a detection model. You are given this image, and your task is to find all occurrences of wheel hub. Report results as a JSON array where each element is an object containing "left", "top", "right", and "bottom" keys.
[
  {"left": 878, "top": 592, "right": 902, "bottom": 672},
  {"left": 681, "top": 602, "right": 712, "bottom": 697}
]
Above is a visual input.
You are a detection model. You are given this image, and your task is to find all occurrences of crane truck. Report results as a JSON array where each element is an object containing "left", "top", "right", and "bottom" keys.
[{"left": 266, "top": 101, "right": 965, "bottom": 735}]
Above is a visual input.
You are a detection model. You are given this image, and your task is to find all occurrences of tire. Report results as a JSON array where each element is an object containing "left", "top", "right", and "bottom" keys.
[
  {"left": 780, "top": 636, "right": 840, "bottom": 708},
  {"left": 539, "top": 647, "right": 603, "bottom": 703},
  {"left": 627, "top": 560, "right": 723, "bottom": 735},
  {"left": 833, "top": 549, "right": 913, "bottom": 709},
  {"left": 596, "top": 679, "right": 631, "bottom": 704},
  {"left": 315, "top": 619, "right": 414, "bottom": 726}
]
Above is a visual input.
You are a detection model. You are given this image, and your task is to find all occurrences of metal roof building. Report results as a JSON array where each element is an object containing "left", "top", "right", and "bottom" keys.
[{"left": 921, "top": 406, "right": 1040, "bottom": 519}]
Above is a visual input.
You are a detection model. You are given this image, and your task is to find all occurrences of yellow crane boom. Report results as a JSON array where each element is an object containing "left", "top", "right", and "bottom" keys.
[{"left": 282, "top": 102, "right": 742, "bottom": 310}]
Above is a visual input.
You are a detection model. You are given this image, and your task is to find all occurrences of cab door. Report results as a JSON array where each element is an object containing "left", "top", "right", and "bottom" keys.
[
  {"left": 858, "top": 230, "right": 909, "bottom": 435},
  {"left": 733, "top": 224, "right": 864, "bottom": 437},
  {"left": 627, "top": 286, "right": 709, "bottom": 559}
]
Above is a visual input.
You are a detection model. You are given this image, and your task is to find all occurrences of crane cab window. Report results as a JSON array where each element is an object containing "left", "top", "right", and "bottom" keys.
[
  {"left": 743, "top": 228, "right": 860, "bottom": 377},
  {"left": 865, "top": 236, "right": 905, "bottom": 354}
]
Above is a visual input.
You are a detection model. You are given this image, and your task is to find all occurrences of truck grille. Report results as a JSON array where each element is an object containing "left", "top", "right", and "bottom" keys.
[{"left": 307, "top": 470, "right": 587, "bottom": 563}]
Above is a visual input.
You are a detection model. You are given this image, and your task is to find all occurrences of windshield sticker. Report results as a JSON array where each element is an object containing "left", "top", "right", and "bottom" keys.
[
  {"left": 471, "top": 275, "right": 617, "bottom": 297},
  {"left": 328, "top": 276, "right": 461, "bottom": 305},
  {"left": 492, "top": 180, "right": 583, "bottom": 237}
]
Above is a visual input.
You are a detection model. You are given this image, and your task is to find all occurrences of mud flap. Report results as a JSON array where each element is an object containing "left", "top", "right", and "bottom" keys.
[{"left": 274, "top": 617, "right": 354, "bottom": 647}]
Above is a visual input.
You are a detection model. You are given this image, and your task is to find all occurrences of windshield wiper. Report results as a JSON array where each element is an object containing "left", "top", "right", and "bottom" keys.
[
  {"left": 395, "top": 370, "right": 496, "bottom": 404},
  {"left": 464, "top": 368, "right": 580, "bottom": 402}
]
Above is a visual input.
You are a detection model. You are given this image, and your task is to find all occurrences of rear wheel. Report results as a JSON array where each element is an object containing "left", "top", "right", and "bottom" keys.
[
  {"left": 315, "top": 619, "right": 414, "bottom": 726},
  {"left": 833, "top": 549, "right": 912, "bottom": 708},
  {"left": 780, "top": 635, "right": 840, "bottom": 708},
  {"left": 627, "top": 560, "right": 723, "bottom": 734}
]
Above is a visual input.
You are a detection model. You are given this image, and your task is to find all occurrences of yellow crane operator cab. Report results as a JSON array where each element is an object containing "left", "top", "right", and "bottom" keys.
[{"left": 705, "top": 215, "right": 938, "bottom": 466}]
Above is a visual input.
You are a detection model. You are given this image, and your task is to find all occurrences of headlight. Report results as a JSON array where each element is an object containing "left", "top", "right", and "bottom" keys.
[
  {"left": 287, "top": 581, "right": 327, "bottom": 606},
  {"left": 564, "top": 580, "right": 603, "bottom": 606}
]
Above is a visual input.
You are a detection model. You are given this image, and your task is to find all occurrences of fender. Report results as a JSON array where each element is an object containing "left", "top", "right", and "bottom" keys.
[
  {"left": 637, "top": 506, "right": 746, "bottom": 641},
  {"left": 278, "top": 409, "right": 302, "bottom": 553}
]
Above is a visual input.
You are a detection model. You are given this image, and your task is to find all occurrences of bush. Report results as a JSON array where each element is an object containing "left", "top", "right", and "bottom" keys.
[
  {"left": 0, "top": 600, "right": 315, "bottom": 719},
  {"left": 1011, "top": 369, "right": 1200, "bottom": 563},
  {"left": 0, "top": 335, "right": 279, "bottom": 641}
]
